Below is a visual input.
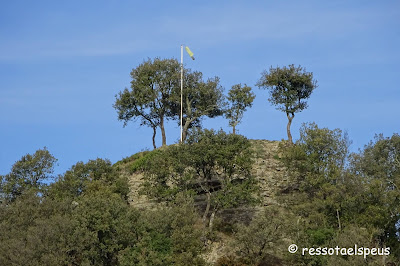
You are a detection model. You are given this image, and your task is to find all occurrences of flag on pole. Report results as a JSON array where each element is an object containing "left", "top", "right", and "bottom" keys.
[{"left": 185, "top": 46, "right": 195, "bottom": 60}]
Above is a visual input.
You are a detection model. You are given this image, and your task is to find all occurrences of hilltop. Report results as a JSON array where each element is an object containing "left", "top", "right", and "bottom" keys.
[{"left": 115, "top": 139, "right": 288, "bottom": 209}]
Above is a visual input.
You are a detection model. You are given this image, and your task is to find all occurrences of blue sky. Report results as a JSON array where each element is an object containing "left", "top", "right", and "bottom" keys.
[{"left": 1, "top": 0, "right": 399, "bottom": 176}]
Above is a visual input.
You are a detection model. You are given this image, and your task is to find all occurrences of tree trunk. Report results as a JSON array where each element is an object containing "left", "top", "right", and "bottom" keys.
[
  {"left": 202, "top": 192, "right": 211, "bottom": 227},
  {"left": 286, "top": 112, "right": 294, "bottom": 144},
  {"left": 209, "top": 210, "right": 216, "bottom": 230},
  {"left": 231, "top": 121, "right": 238, "bottom": 135},
  {"left": 336, "top": 209, "right": 341, "bottom": 231},
  {"left": 181, "top": 119, "right": 192, "bottom": 143},
  {"left": 160, "top": 115, "right": 166, "bottom": 146},
  {"left": 151, "top": 126, "right": 157, "bottom": 150},
  {"left": 181, "top": 97, "right": 193, "bottom": 143},
  {"left": 182, "top": 129, "right": 187, "bottom": 143}
]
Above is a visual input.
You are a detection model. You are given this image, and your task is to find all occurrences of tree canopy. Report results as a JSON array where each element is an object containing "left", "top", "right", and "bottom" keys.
[
  {"left": 278, "top": 126, "right": 399, "bottom": 265},
  {"left": 224, "top": 83, "right": 255, "bottom": 135},
  {"left": 114, "top": 58, "right": 226, "bottom": 147},
  {"left": 257, "top": 64, "right": 317, "bottom": 143},
  {"left": 114, "top": 58, "right": 180, "bottom": 148},
  {"left": 0, "top": 147, "right": 56, "bottom": 202},
  {"left": 178, "top": 70, "right": 225, "bottom": 141}
]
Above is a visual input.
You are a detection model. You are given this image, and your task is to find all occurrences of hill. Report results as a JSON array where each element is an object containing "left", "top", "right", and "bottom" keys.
[
  {"left": 1, "top": 130, "right": 399, "bottom": 265},
  {"left": 113, "top": 139, "right": 290, "bottom": 264},
  {"left": 115, "top": 139, "right": 287, "bottom": 209}
]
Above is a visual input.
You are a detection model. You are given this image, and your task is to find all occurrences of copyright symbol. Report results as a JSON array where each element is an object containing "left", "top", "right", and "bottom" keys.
[{"left": 288, "top": 244, "right": 298, "bottom": 253}]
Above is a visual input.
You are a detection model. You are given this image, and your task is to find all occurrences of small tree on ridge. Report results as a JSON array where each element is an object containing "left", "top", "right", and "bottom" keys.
[{"left": 257, "top": 64, "right": 317, "bottom": 143}]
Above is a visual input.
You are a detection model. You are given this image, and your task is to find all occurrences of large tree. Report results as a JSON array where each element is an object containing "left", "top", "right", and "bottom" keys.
[
  {"left": 224, "top": 83, "right": 255, "bottom": 135},
  {"left": 256, "top": 64, "right": 317, "bottom": 143},
  {"left": 177, "top": 70, "right": 225, "bottom": 141},
  {"left": 114, "top": 58, "right": 180, "bottom": 148},
  {"left": 114, "top": 58, "right": 225, "bottom": 147},
  {"left": 1, "top": 147, "right": 57, "bottom": 202}
]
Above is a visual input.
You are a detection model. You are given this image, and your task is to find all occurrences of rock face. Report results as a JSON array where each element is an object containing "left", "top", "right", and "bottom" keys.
[
  {"left": 127, "top": 172, "right": 155, "bottom": 208},
  {"left": 125, "top": 139, "right": 289, "bottom": 208},
  {"left": 249, "top": 140, "right": 289, "bottom": 206}
]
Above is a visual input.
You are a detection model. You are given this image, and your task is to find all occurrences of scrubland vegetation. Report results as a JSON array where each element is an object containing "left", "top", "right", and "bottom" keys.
[{"left": 1, "top": 59, "right": 398, "bottom": 265}]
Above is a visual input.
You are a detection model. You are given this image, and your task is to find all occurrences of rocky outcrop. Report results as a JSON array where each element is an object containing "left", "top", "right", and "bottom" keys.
[
  {"left": 124, "top": 139, "right": 289, "bottom": 208},
  {"left": 249, "top": 140, "right": 289, "bottom": 206}
]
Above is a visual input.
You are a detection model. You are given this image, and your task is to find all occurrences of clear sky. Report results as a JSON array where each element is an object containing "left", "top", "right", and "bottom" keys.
[{"left": 1, "top": 0, "right": 399, "bottom": 176}]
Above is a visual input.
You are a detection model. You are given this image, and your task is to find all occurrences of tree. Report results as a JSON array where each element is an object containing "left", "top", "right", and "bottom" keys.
[
  {"left": 0, "top": 184, "right": 139, "bottom": 266},
  {"left": 278, "top": 123, "right": 352, "bottom": 262},
  {"left": 118, "top": 195, "right": 206, "bottom": 266},
  {"left": 224, "top": 84, "right": 255, "bottom": 135},
  {"left": 231, "top": 206, "right": 295, "bottom": 265},
  {"left": 114, "top": 58, "right": 226, "bottom": 147},
  {"left": 114, "top": 87, "right": 160, "bottom": 150},
  {"left": 48, "top": 158, "right": 129, "bottom": 201},
  {"left": 256, "top": 64, "right": 317, "bottom": 143},
  {"left": 0, "top": 191, "right": 77, "bottom": 266},
  {"left": 1, "top": 147, "right": 57, "bottom": 202},
  {"left": 178, "top": 70, "right": 225, "bottom": 141},
  {"left": 349, "top": 133, "right": 400, "bottom": 258},
  {"left": 297, "top": 122, "right": 350, "bottom": 183},
  {"left": 280, "top": 123, "right": 351, "bottom": 219},
  {"left": 114, "top": 58, "right": 180, "bottom": 148}
]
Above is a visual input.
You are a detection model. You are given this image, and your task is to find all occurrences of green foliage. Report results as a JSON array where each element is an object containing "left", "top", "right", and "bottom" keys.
[
  {"left": 281, "top": 122, "right": 350, "bottom": 196},
  {"left": 113, "top": 151, "right": 150, "bottom": 170},
  {"left": 0, "top": 159, "right": 206, "bottom": 266},
  {"left": 224, "top": 83, "right": 255, "bottom": 134},
  {"left": 306, "top": 228, "right": 336, "bottom": 246},
  {"left": 48, "top": 158, "right": 129, "bottom": 201},
  {"left": 114, "top": 58, "right": 181, "bottom": 148},
  {"left": 114, "top": 57, "right": 226, "bottom": 146},
  {"left": 141, "top": 129, "right": 258, "bottom": 230},
  {"left": 232, "top": 206, "right": 295, "bottom": 265},
  {"left": 279, "top": 124, "right": 353, "bottom": 236},
  {"left": 279, "top": 126, "right": 400, "bottom": 264},
  {"left": 3, "top": 116, "right": 400, "bottom": 265},
  {"left": 129, "top": 150, "right": 160, "bottom": 173},
  {"left": 299, "top": 122, "right": 350, "bottom": 174},
  {"left": 257, "top": 64, "right": 317, "bottom": 143},
  {"left": 0, "top": 191, "right": 82, "bottom": 265},
  {"left": 326, "top": 225, "right": 384, "bottom": 266},
  {"left": 69, "top": 188, "right": 139, "bottom": 265},
  {"left": 0, "top": 188, "right": 141, "bottom": 266},
  {"left": 349, "top": 133, "right": 400, "bottom": 257},
  {"left": 178, "top": 70, "right": 225, "bottom": 141},
  {"left": 256, "top": 64, "right": 317, "bottom": 114},
  {"left": 215, "top": 255, "right": 247, "bottom": 266},
  {"left": 119, "top": 195, "right": 205, "bottom": 266},
  {"left": 1, "top": 147, "right": 57, "bottom": 202}
]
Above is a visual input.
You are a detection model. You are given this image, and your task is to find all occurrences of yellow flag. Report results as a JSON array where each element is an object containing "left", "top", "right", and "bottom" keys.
[{"left": 185, "top": 46, "right": 195, "bottom": 60}]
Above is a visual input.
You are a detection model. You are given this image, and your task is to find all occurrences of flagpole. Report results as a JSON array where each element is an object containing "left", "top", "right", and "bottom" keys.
[{"left": 180, "top": 45, "right": 183, "bottom": 143}]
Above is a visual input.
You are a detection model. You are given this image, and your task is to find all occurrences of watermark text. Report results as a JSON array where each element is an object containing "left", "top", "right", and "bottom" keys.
[{"left": 288, "top": 244, "right": 390, "bottom": 259}]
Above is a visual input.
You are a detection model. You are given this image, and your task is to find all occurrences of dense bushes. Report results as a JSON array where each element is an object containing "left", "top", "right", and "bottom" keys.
[{"left": 0, "top": 156, "right": 205, "bottom": 265}]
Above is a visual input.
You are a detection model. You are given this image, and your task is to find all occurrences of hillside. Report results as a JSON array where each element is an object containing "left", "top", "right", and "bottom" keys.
[
  {"left": 113, "top": 139, "right": 289, "bottom": 264},
  {"left": 115, "top": 139, "right": 288, "bottom": 209},
  {"left": 2, "top": 131, "right": 399, "bottom": 265}
]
